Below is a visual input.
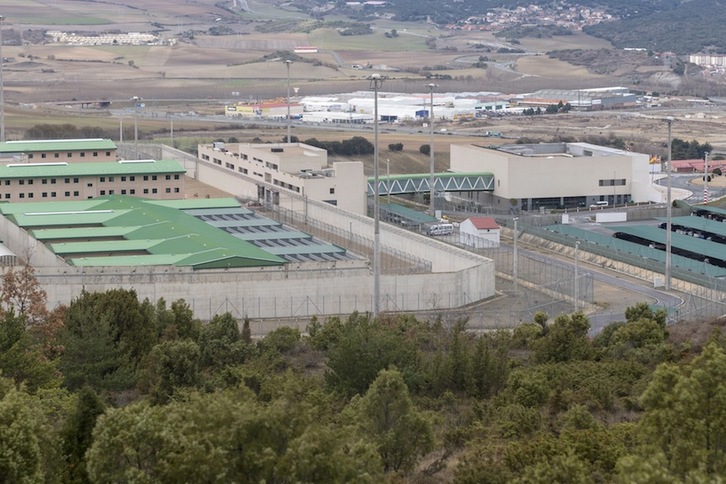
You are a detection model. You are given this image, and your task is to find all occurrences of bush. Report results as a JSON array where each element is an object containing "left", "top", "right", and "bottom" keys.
[
  {"left": 388, "top": 143, "right": 403, "bottom": 151},
  {"left": 419, "top": 144, "right": 431, "bottom": 155}
]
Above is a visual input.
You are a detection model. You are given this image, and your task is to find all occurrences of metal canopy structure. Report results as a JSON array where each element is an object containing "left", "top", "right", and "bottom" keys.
[{"left": 366, "top": 172, "right": 494, "bottom": 196}]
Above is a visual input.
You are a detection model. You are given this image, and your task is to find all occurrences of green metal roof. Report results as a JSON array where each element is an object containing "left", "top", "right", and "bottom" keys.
[
  {"left": 611, "top": 225, "right": 726, "bottom": 261},
  {"left": 0, "top": 160, "right": 184, "bottom": 179},
  {"left": 381, "top": 203, "right": 438, "bottom": 224},
  {"left": 2, "top": 195, "right": 286, "bottom": 269},
  {"left": 148, "top": 199, "right": 242, "bottom": 210},
  {"left": 0, "top": 139, "right": 117, "bottom": 153},
  {"left": 658, "top": 216, "right": 726, "bottom": 238}
]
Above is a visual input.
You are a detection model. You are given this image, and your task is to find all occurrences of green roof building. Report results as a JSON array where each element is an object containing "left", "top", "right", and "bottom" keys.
[{"left": 0, "top": 138, "right": 117, "bottom": 163}]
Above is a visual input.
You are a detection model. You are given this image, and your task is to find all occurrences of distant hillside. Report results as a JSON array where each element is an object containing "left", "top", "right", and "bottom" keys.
[
  {"left": 584, "top": 0, "right": 726, "bottom": 55},
  {"left": 312, "top": 0, "right": 722, "bottom": 54}
]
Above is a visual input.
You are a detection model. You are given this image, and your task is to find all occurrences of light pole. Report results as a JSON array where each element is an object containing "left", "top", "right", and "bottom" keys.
[
  {"left": 285, "top": 60, "right": 293, "bottom": 143},
  {"left": 574, "top": 240, "right": 580, "bottom": 312},
  {"left": 368, "top": 74, "right": 386, "bottom": 317},
  {"left": 613, "top": 171, "right": 617, "bottom": 205},
  {"left": 386, "top": 158, "right": 390, "bottom": 206},
  {"left": 0, "top": 15, "right": 5, "bottom": 142},
  {"left": 131, "top": 96, "right": 141, "bottom": 159},
  {"left": 665, "top": 117, "right": 673, "bottom": 290},
  {"left": 426, "top": 83, "right": 437, "bottom": 216},
  {"left": 704, "top": 151, "right": 709, "bottom": 204},
  {"left": 512, "top": 217, "right": 518, "bottom": 294}
]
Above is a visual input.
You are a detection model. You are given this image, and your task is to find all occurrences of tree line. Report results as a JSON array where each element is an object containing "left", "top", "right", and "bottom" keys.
[{"left": 1, "top": 265, "right": 725, "bottom": 482}]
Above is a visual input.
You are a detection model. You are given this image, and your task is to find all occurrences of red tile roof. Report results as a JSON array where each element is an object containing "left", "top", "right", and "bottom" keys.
[{"left": 467, "top": 216, "right": 499, "bottom": 230}]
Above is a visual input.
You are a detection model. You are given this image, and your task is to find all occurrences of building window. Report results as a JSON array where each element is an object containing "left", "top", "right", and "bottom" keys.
[
  {"left": 73, "top": 191, "right": 79, "bottom": 196},
  {"left": 106, "top": 151, "right": 111, "bottom": 156},
  {"left": 87, "top": 183, "right": 93, "bottom": 187},
  {"left": 121, "top": 189, "right": 127, "bottom": 195},
  {"left": 152, "top": 188, "right": 158, "bottom": 194},
  {"left": 109, "top": 177, "right": 114, "bottom": 182},
  {"left": 329, "top": 188, "right": 335, "bottom": 194},
  {"left": 165, "top": 174, "right": 171, "bottom": 180},
  {"left": 165, "top": 187, "right": 171, "bottom": 193},
  {"left": 174, "top": 187, "right": 180, "bottom": 193},
  {"left": 130, "top": 176, "right": 135, "bottom": 181},
  {"left": 67, "top": 153, "right": 72, "bottom": 158},
  {"left": 93, "top": 152, "right": 98, "bottom": 157},
  {"left": 143, "top": 188, "right": 149, "bottom": 194},
  {"left": 51, "top": 192, "right": 56, "bottom": 197},
  {"left": 174, "top": 174, "right": 180, "bottom": 180},
  {"left": 19, "top": 193, "right": 24, "bottom": 198},
  {"left": 41, "top": 153, "right": 47, "bottom": 159},
  {"left": 152, "top": 175, "right": 157, "bottom": 181},
  {"left": 65, "top": 192, "right": 70, "bottom": 197},
  {"left": 130, "top": 189, "right": 135, "bottom": 195},
  {"left": 28, "top": 193, "right": 34, "bottom": 198},
  {"left": 100, "top": 190, "right": 106, "bottom": 195},
  {"left": 3, "top": 180, "right": 8, "bottom": 185},
  {"left": 80, "top": 152, "right": 85, "bottom": 157},
  {"left": 51, "top": 179, "right": 56, "bottom": 184},
  {"left": 143, "top": 176, "right": 149, "bottom": 181},
  {"left": 54, "top": 153, "right": 59, "bottom": 158},
  {"left": 109, "top": 190, "right": 114, "bottom": 195},
  {"left": 100, "top": 177, "right": 105, "bottom": 182},
  {"left": 73, "top": 178, "right": 79, "bottom": 183},
  {"left": 42, "top": 192, "right": 47, "bottom": 198},
  {"left": 28, "top": 180, "right": 33, "bottom": 185},
  {"left": 42, "top": 179, "right": 48, "bottom": 184},
  {"left": 28, "top": 154, "right": 34, "bottom": 159},
  {"left": 4, "top": 194, "right": 9, "bottom": 199},
  {"left": 19, "top": 180, "right": 24, "bottom": 185},
  {"left": 64, "top": 178, "right": 70, "bottom": 184},
  {"left": 121, "top": 176, "right": 126, "bottom": 182}
]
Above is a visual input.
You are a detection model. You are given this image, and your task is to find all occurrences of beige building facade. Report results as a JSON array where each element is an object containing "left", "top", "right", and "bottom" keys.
[
  {"left": 450, "top": 142, "right": 652, "bottom": 211},
  {"left": 198, "top": 142, "right": 367, "bottom": 214},
  {"left": 0, "top": 139, "right": 118, "bottom": 164}
]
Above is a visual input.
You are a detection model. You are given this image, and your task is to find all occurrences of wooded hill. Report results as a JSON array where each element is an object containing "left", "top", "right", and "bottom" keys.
[{"left": 1, "top": 264, "right": 725, "bottom": 482}]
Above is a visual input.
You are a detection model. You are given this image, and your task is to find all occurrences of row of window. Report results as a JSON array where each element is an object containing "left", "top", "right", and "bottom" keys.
[
  {"left": 1, "top": 174, "right": 181, "bottom": 186},
  {"left": 27, "top": 151, "right": 112, "bottom": 159},
  {"left": 3, "top": 187, "right": 181, "bottom": 199},
  {"left": 598, "top": 178, "right": 626, "bottom": 187}
]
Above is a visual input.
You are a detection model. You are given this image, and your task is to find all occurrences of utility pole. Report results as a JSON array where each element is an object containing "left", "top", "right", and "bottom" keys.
[
  {"left": 0, "top": 15, "right": 6, "bottom": 142},
  {"left": 574, "top": 240, "right": 580, "bottom": 311},
  {"left": 285, "top": 60, "right": 293, "bottom": 143},
  {"left": 512, "top": 217, "right": 518, "bottom": 294},
  {"left": 368, "top": 74, "right": 386, "bottom": 317},
  {"left": 665, "top": 117, "right": 673, "bottom": 291},
  {"left": 131, "top": 96, "right": 141, "bottom": 159},
  {"left": 427, "top": 83, "right": 438, "bottom": 216},
  {"left": 704, "top": 151, "right": 709, "bottom": 204}
]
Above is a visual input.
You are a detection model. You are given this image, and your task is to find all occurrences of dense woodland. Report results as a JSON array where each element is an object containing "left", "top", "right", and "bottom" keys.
[{"left": 1, "top": 264, "right": 725, "bottom": 482}]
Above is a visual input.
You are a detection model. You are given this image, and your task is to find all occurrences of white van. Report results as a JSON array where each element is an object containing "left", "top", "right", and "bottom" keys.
[
  {"left": 589, "top": 201, "right": 609, "bottom": 209},
  {"left": 428, "top": 223, "right": 454, "bottom": 236}
]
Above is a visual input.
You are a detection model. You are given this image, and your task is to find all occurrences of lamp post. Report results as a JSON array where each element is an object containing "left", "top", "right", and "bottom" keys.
[
  {"left": 426, "top": 83, "right": 437, "bottom": 216},
  {"left": 368, "top": 74, "right": 386, "bottom": 317},
  {"left": 665, "top": 117, "right": 673, "bottom": 290},
  {"left": 285, "top": 60, "right": 293, "bottom": 143},
  {"left": 131, "top": 96, "right": 141, "bottom": 159},
  {"left": 0, "top": 15, "right": 5, "bottom": 142},
  {"left": 512, "top": 217, "right": 518, "bottom": 294},
  {"left": 386, "top": 158, "right": 390, "bottom": 206},
  {"left": 574, "top": 240, "right": 580, "bottom": 312}
]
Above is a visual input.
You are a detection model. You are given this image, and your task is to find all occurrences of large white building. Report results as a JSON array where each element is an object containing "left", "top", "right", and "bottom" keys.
[
  {"left": 197, "top": 142, "right": 367, "bottom": 215},
  {"left": 450, "top": 142, "right": 653, "bottom": 211}
]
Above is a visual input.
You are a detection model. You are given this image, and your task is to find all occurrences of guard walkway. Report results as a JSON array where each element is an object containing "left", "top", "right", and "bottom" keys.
[{"left": 367, "top": 172, "right": 494, "bottom": 196}]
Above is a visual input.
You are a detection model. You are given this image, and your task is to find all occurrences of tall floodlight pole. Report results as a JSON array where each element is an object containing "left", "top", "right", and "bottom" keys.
[
  {"left": 574, "top": 240, "right": 580, "bottom": 312},
  {"left": 512, "top": 217, "right": 519, "bottom": 294},
  {"left": 368, "top": 74, "right": 386, "bottom": 317},
  {"left": 704, "top": 151, "right": 709, "bottom": 204},
  {"left": 386, "top": 158, "right": 390, "bottom": 206},
  {"left": 665, "top": 117, "right": 673, "bottom": 290},
  {"left": 131, "top": 96, "right": 141, "bottom": 159},
  {"left": 427, "top": 83, "right": 437, "bottom": 216},
  {"left": 0, "top": 15, "right": 6, "bottom": 142},
  {"left": 285, "top": 60, "right": 293, "bottom": 143}
]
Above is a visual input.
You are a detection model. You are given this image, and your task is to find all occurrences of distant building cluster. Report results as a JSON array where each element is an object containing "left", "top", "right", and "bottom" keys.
[
  {"left": 689, "top": 54, "right": 726, "bottom": 67},
  {"left": 225, "top": 87, "right": 640, "bottom": 124},
  {"left": 46, "top": 31, "right": 162, "bottom": 46},
  {"left": 448, "top": 3, "right": 614, "bottom": 31}
]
